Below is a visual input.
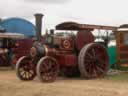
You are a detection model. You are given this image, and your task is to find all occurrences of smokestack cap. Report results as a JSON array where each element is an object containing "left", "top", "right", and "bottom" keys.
[{"left": 34, "top": 13, "right": 44, "bottom": 17}]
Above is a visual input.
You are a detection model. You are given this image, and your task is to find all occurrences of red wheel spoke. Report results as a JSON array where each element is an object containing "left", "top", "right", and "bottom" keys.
[
  {"left": 86, "top": 53, "right": 93, "bottom": 58},
  {"left": 84, "top": 58, "right": 94, "bottom": 63},
  {"left": 21, "top": 71, "right": 25, "bottom": 77},
  {"left": 36, "top": 56, "right": 58, "bottom": 82},
  {"left": 25, "top": 72, "right": 28, "bottom": 79},
  {"left": 97, "top": 59, "right": 106, "bottom": 69},
  {"left": 85, "top": 63, "right": 92, "bottom": 70},
  {"left": 28, "top": 71, "right": 33, "bottom": 76},
  {"left": 96, "top": 65, "right": 104, "bottom": 74},
  {"left": 16, "top": 56, "right": 36, "bottom": 81},
  {"left": 78, "top": 43, "right": 109, "bottom": 79},
  {"left": 87, "top": 63, "right": 93, "bottom": 75},
  {"left": 92, "top": 48, "right": 96, "bottom": 57},
  {"left": 92, "top": 68, "right": 97, "bottom": 77},
  {"left": 27, "top": 72, "right": 31, "bottom": 79},
  {"left": 23, "top": 72, "right": 27, "bottom": 78},
  {"left": 26, "top": 72, "right": 28, "bottom": 79}
]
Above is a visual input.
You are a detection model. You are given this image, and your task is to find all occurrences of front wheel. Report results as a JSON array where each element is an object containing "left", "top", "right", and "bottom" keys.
[
  {"left": 36, "top": 56, "right": 59, "bottom": 82},
  {"left": 16, "top": 56, "right": 36, "bottom": 80}
]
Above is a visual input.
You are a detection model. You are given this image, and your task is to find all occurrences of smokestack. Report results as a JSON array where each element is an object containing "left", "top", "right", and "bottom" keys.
[
  {"left": 34, "top": 13, "right": 44, "bottom": 41},
  {"left": 0, "top": 18, "right": 2, "bottom": 23}
]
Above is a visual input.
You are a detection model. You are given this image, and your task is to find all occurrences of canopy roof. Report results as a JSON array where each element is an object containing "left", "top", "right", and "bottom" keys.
[
  {"left": 0, "top": 33, "right": 25, "bottom": 39},
  {"left": 117, "top": 24, "right": 128, "bottom": 32},
  {"left": 56, "top": 21, "right": 117, "bottom": 31}
]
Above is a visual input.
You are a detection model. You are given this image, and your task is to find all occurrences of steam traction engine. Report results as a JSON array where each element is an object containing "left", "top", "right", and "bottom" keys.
[{"left": 16, "top": 14, "right": 116, "bottom": 82}]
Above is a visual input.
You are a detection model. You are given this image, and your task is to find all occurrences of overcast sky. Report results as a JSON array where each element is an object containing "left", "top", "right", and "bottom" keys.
[{"left": 0, "top": 0, "right": 128, "bottom": 32}]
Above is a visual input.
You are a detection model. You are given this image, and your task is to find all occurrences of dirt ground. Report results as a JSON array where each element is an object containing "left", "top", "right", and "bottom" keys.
[{"left": 0, "top": 68, "right": 128, "bottom": 96}]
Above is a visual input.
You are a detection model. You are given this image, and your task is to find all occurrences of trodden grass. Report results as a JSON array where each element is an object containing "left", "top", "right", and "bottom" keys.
[{"left": 0, "top": 68, "right": 128, "bottom": 96}]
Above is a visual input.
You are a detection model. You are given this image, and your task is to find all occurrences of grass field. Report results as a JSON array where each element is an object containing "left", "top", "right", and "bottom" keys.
[{"left": 0, "top": 68, "right": 128, "bottom": 96}]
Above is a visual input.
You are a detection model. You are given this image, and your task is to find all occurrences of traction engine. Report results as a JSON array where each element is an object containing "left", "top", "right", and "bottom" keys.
[{"left": 16, "top": 14, "right": 113, "bottom": 82}]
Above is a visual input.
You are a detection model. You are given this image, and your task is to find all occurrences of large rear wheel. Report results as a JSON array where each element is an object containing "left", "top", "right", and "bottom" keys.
[{"left": 78, "top": 43, "right": 109, "bottom": 79}]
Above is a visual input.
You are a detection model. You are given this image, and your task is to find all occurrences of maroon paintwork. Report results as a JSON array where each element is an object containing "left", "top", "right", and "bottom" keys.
[
  {"left": 76, "top": 30, "right": 94, "bottom": 50},
  {"left": 58, "top": 54, "right": 77, "bottom": 66},
  {"left": 12, "top": 38, "right": 33, "bottom": 65},
  {"left": 12, "top": 36, "right": 45, "bottom": 65}
]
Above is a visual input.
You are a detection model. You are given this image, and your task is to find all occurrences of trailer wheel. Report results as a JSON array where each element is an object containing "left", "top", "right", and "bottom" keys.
[
  {"left": 36, "top": 56, "right": 58, "bottom": 82},
  {"left": 16, "top": 56, "right": 36, "bottom": 80},
  {"left": 78, "top": 43, "right": 109, "bottom": 79}
]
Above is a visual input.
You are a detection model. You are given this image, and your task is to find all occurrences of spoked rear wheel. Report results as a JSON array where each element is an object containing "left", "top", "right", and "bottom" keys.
[
  {"left": 16, "top": 56, "right": 36, "bottom": 80},
  {"left": 36, "top": 56, "right": 59, "bottom": 82},
  {"left": 78, "top": 43, "right": 109, "bottom": 79}
]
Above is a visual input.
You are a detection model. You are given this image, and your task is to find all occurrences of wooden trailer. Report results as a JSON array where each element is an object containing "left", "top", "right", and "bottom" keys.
[{"left": 115, "top": 24, "right": 128, "bottom": 67}]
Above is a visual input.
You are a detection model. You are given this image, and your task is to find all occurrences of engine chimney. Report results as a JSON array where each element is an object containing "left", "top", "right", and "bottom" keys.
[
  {"left": 0, "top": 18, "right": 2, "bottom": 23},
  {"left": 34, "top": 13, "right": 44, "bottom": 41}
]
